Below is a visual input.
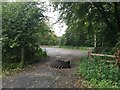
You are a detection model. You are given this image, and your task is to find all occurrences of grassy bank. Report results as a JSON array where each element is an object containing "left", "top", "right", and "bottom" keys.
[
  {"left": 59, "top": 46, "right": 93, "bottom": 51},
  {"left": 77, "top": 57, "right": 120, "bottom": 88}
]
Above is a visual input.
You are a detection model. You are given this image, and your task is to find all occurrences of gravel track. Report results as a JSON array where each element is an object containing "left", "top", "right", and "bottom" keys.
[{"left": 2, "top": 47, "right": 88, "bottom": 88}]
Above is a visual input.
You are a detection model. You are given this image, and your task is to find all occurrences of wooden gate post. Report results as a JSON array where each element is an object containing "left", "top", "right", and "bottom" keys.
[{"left": 88, "top": 49, "right": 92, "bottom": 58}]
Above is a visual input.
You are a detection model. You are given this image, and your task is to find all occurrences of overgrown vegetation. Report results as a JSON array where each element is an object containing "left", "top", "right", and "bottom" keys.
[
  {"left": 2, "top": 2, "right": 57, "bottom": 76},
  {"left": 53, "top": 3, "right": 120, "bottom": 87},
  {"left": 2, "top": 48, "right": 47, "bottom": 77},
  {"left": 77, "top": 57, "right": 120, "bottom": 88},
  {"left": 1, "top": 2, "right": 120, "bottom": 89},
  {"left": 53, "top": 2, "right": 120, "bottom": 52}
]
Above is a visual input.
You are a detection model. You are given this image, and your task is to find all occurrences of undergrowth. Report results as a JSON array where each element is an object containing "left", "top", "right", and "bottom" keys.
[
  {"left": 2, "top": 48, "right": 47, "bottom": 77},
  {"left": 77, "top": 57, "right": 120, "bottom": 88}
]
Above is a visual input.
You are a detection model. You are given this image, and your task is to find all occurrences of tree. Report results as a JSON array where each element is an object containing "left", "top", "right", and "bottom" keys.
[
  {"left": 53, "top": 2, "right": 120, "bottom": 52},
  {"left": 2, "top": 2, "right": 47, "bottom": 65}
]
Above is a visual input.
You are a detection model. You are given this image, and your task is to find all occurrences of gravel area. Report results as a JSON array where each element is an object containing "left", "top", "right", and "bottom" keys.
[{"left": 2, "top": 47, "right": 88, "bottom": 88}]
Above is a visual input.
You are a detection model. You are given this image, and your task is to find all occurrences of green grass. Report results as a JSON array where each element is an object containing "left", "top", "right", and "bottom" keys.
[
  {"left": 59, "top": 45, "right": 93, "bottom": 51},
  {"left": 77, "top": 57, "right": 120, "bottom": 88}
]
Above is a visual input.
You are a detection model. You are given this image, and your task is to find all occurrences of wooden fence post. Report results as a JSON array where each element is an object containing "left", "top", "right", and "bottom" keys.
[
  {"left": 88, "top": 49, "right": 92, "bottom": 58},
  {"left": 115, "top": 50, "right": 120, "bottom": 68}
]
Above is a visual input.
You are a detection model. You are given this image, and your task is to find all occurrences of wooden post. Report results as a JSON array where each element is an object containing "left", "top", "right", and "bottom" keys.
[
  {"left": 20, "top": 47, "right": 24, "bottom": 67},
  {"left": 94, "top": 34, "right": 96, "bottom": 48},
  {"left": 88, "top": 49, "right": 92, "bottom": 58},
  {"left": 115, "top": 50, "right": 120, "bottom": 68}
]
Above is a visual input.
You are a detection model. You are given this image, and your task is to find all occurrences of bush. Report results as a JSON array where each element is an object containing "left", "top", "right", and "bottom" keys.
[
  {"left": 2, "top": 47, "right": 47, "bottom": 77},
  {"left": 77, "top": 57, "right": 120, "bottom": 88},
  {"left": 35, "top": 48, "right": 47, "bottom": 57}
]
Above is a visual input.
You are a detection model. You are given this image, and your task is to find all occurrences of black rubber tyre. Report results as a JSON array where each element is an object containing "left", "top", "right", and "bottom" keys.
[{"left": 50, "top": 60, "right": 70, "bottom": 68}]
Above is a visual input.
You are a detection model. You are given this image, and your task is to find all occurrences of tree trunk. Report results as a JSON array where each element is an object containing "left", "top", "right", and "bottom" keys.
[{"left": 94, "top": 34, "right": 96, "bottom": 48}]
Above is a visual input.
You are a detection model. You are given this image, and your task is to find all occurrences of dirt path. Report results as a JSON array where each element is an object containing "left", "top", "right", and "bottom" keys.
[{"left": 2, "top": 47, "right": 88, "bottom": 88}]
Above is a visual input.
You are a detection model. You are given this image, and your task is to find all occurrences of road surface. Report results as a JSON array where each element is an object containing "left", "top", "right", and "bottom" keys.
[{"left": 3, "top": 47, "right": 88, "bottom": 88}]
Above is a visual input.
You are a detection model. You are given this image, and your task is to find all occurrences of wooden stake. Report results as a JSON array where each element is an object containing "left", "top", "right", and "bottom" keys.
[
  {"left": 94, "top": 34, "right": 96, "bottom": 48},
  {"left": 88, "top": 49, "right": 92, "bottom": 58},
  {"left": 20, "top": 47, "right": 24, "bottom": 67}
]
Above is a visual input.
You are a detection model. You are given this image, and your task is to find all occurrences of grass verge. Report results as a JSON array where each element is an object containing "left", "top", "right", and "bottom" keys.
[{"left": 59, "top": 45, "right": 93, "bottom": 51}]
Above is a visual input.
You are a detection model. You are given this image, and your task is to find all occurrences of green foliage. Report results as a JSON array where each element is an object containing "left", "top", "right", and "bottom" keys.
[
  {"left": 113, "top": 34, "right": 120, "bottom": 52},
  {"left": 38, "top": 30, "right": 59, "bottom": 45},
  {"left": 2, "top": 2, "right": 45, "bottom": 62},
  {"left": 54, "top": 2, "right": 120, "bottom": 50},
  {"left": 78, "top": 57, "right": 120, "bottom": 88},
  {"left": 94, "top": 47, "right": 114, "bottom": 54},
  {"left": 1, "top": 2, "right": 51, "bottom": 76},
  {"left": 35, "top": 48, "right": 47, "bottom": 57},
  {"left": 2, "top": 47, "right": 47, "bottom": 77}
]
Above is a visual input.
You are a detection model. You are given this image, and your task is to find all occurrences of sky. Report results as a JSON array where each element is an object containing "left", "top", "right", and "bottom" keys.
[{"left": 42, "top": 1, "right": 67, "bottom": 37}]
